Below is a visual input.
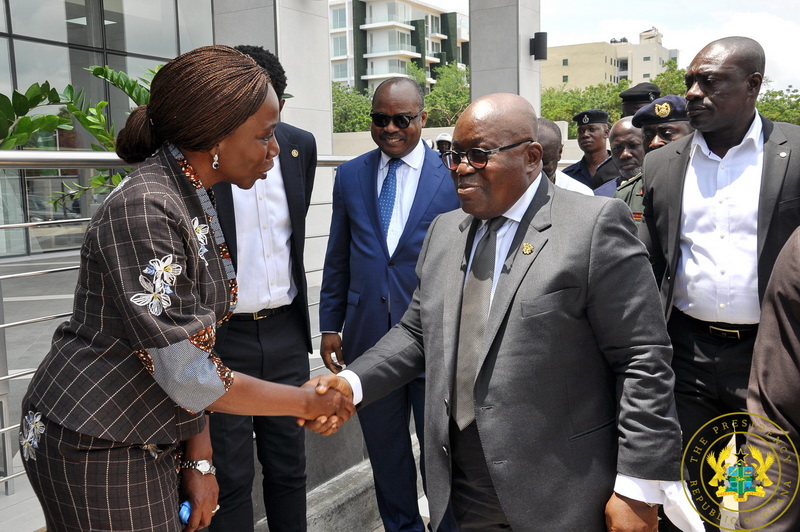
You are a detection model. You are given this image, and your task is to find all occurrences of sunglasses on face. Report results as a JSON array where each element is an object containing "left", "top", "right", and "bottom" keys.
[
  {"left": 370, "top": 111, "right": 423, "bottom": 129},
  {"left": 440, "top": 139, "right": 535, "bottom": 170}
]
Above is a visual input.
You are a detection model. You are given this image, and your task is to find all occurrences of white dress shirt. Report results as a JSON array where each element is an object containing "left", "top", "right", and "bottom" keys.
[
  {"left": 673, "top": 114, "right": 763, "bottom": 324},
  {"left": 553, "top": 169, "right": 594, "bottom": 195},
  {"left": 340, "top": 175, "right": 703, "bottom": 531},
  {"left": 377, "top": 140, "right": 427, "bottom": 255},
  {"left": 231, "top": 156, "right": 296, "bottom": 313}
]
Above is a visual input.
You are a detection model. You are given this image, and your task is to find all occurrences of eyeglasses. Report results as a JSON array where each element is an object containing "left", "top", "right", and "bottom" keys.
[
  {"left": 370, "top": 111, "right": 423, "bottom": 129},
  {"left": 440, "top": 139, "right": 535, "bottom": 170}
]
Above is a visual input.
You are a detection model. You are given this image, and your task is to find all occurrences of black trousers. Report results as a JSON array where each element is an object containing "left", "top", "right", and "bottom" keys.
[
  {"left": 208, "top": 303, "right": 310, "bottom": 532},
  {"left": 449, "top": 419, "right": 511, "bottom": 531},
  {"left": 664, "top": 309, "right": 755, "bottom": 532}
]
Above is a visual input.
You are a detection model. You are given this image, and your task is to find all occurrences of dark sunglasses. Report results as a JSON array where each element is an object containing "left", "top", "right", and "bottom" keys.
[
  {"left": 370, "top": 111, "right": 423, "bottom": 129},
  {"left": 440, "top": 139, "right": 535, "bottom": 170}
]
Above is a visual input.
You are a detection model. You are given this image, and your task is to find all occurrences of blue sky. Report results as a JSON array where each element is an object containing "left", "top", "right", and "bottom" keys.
[{"left": 441, "top": 1, "right": 799, "bottom": 90}]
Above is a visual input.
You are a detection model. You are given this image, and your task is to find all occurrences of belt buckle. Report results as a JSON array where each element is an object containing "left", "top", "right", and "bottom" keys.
[
  {"left": 253, "top": 310, "right": 268, "bottom": 320},
  {"left": 709, "top": 325, "right": 740, "bottom": 340}
]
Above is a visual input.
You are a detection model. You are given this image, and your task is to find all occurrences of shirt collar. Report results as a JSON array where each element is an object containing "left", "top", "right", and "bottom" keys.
[
  {"left": 498, "top": 172, "right": 543, "bottom": 224},
  {"left": 379, "top": 139, "right": 427, "bottom": 170},
  {"left": 690, "top": 112, "right": 763, "bottom": 160}
]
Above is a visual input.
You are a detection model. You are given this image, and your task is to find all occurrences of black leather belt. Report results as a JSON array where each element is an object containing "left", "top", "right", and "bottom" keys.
[
  {"left": 674, "top": 309, "right": 757, "bottom": 341},
  {"left": 231, "top": 304, "right": 292, "bottom": 321}
]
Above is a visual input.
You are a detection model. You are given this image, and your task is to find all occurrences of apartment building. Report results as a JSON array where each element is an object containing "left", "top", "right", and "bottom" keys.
[
  {"left": 329, "top": 0, "right": 469, "bottom": 92},
  {"left": 541, "top": 27, "right": 678, "bottom": 89}
]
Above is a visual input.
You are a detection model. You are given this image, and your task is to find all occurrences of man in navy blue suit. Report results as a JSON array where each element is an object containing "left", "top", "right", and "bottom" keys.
[{"left": 319, "top": 77, "right": 459, "bottom": 532}]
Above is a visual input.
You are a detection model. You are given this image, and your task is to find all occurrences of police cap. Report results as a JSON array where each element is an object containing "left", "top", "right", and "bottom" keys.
[{"left": 631, "top": 95, "right": 689, "bottom": 128}]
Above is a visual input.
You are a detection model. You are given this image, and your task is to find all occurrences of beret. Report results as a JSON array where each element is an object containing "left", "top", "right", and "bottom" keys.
[
  {"left": 631, "top": 95, "right": 689, "bottom": 127},
  {"left": 619, "top": 82, "right": 661, "bottom": 103},
  {"left": 573, "top": 109, "right": 609, "bottom": 125}
]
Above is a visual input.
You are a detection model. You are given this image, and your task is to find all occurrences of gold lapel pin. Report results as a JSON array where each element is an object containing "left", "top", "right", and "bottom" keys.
[
  {"left": 521, "top": 242, "right": 534, "bottom": 255},
  {"left": 291, "top": 149, "right": 299, "bottom": 158}
]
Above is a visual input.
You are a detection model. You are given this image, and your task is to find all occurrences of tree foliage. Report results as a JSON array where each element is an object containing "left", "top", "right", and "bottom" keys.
[
  {"left": 758, "top": 85, "right": 800, "bottom": 125},
  {"left": 331, "top": 82, "right": 372, "bottom": 133},
  {"left": 541, "top": 79, "right": 631, "bottom": 138},
  {"left": 425, "top": 63, "right": 470, "bottom": 127},
  {"left": 652, "top": 59, "right": 687, "bottom": 97}
]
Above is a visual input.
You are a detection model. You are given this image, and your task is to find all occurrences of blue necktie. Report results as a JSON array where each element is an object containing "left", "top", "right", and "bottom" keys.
[{"left": 378, "top": 158, "right": 402, "bottom": 238}]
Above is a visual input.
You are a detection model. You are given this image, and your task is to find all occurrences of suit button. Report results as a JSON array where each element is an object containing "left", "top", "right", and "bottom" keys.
[
  {"left": 388, "top": 261, "right": 395, "bottom": 267},
  {"left": 442, "top": 445, "right": 449, "bottom": 456},
  {"left": 380, "top": 297, "right": 386, "bottom": 303}
]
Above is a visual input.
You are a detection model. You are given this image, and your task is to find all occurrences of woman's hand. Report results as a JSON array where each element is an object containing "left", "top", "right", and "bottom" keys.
[{"left": 180, "top": 467, "right": 219, "bottom": 531}]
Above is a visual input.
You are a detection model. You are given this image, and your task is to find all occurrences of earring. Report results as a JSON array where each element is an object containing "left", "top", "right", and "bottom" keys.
[{"left": 212, "top": 153, "right": 220, "bottom": 170}]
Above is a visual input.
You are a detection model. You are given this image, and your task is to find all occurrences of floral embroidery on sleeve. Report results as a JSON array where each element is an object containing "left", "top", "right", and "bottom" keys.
[
  {"left": 19, "top": 411, "right": 45, "bottom": 461},
  {"left": 192, "top": 217, "right": 210, "bottom": 265},
  {"left": 130, "top": 254, "right": 183, "bottom": 316}
]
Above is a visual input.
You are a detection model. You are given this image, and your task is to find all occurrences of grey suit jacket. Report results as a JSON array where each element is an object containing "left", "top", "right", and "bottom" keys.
[
  {"left": 347, "top": 178, "right": 682, "bottom": 531},
  {"left": 641, "top": 116, "right": 800, "bottom": 319}
]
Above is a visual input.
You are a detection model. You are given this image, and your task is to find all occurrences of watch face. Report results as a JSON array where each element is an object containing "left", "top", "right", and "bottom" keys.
[{"left": 198, "top": 461, "right": 211, "bottom": 473}]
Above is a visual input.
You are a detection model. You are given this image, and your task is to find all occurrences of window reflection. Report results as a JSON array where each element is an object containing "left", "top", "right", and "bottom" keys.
[
  {"left": 104, "top": 0, "right": 177, "bottom": 57},
  {"left": 106, "top": 54, "right": 161, "bottom": 128},
  {"left": 177, "top": 0, "right": 212, "bottom": 53},
  {"left": 0, "top": 38, "right": 12, "bottom": 94},
  {"left": 9, "top": 0, "right": 103, "bottom": 47}
]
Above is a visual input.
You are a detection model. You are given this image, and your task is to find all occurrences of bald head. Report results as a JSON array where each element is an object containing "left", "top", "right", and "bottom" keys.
[
  {"left": 451, "top": 93, "right": 544, "bottom": 220},
  {"left": 700, "top": 36, "right": 765, "bottom": 78}
]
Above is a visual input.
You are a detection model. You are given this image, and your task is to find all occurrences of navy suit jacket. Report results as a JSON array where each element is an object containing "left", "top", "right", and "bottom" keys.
[
  {"left": 319, "top": 145, "right": 459, "bottom": 363},
  {"left": 213, "top": 121, "right": 317, "bottom": 352}
]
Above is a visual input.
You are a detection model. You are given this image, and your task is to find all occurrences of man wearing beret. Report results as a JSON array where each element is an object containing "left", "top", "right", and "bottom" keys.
[
  {"left": 562, "top": 109, "right": 611, "bottom": 189},
  {"left": 619, "top": 82, "right": 661, "bottom": 117},
  {"left": 615, "top": 95, "right": 694, "bottom": 225}
]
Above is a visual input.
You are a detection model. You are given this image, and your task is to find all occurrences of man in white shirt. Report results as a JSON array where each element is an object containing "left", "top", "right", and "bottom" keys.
[
  {"left": 537, "top": 118, "right": 593, "bottom": 195},
  {"left": 208, "top": 46, "right": 317, "bottom": 532},
  {"left": 642, "top": 36, "right": 800, "bottom": 531}
]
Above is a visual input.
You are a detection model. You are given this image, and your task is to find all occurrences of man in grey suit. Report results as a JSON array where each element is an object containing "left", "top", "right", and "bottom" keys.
[
  {"left": 307, "top": 93, "right": 701, "bottom": 531},
  {"left": 641, "top": 36, "right": 800, "bottom": 530}
]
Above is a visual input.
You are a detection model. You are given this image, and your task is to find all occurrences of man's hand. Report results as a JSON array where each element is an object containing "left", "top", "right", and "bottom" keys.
[
  {"left": 296, "top": 376, "right": 355, "bottom": 435},
  {"left": 605, "top": 492, "right": 658, "bottom": 532},
  {"left": 320, "top": 333, "right": 344, "bottom": 373}
]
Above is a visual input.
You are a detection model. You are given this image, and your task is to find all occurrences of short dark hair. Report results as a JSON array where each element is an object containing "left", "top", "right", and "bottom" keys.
[
  {"left": 373, "top": 77, "right": 425, "bottom": 110},
  {"left": 537, "top": 118, "right": 562, "bottom": 145},
  {"left": 116, "top": 45, "right": 269, "bottom": 164},
  {"left": 234, "top": 45, "right": 288, "bottom": 99}
]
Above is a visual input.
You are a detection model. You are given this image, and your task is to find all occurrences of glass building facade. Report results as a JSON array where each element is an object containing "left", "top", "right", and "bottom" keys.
[{"left": 0, "top": 0, "right": 213, "bottom": 257}]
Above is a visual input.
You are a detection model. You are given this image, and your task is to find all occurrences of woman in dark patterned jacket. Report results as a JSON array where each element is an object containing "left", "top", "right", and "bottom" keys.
[{"left": 19, "top": 45, "right": 353, "bottom": 532}]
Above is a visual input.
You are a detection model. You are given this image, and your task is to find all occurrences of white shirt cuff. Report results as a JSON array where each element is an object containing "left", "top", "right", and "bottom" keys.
[
  {"left": 337, "top": 369, "right": 363, "bottom": 405},
  {"left": 614, "top": 475, "right": 705, "bottom": 532}
]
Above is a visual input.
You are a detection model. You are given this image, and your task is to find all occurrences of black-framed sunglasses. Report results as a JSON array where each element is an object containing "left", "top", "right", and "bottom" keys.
[
  {"left": 440, "top": 139, "right": 535, "bottom": 170},
  {"left": 370, "top": 111, "right": 423, "bottom": 129}
]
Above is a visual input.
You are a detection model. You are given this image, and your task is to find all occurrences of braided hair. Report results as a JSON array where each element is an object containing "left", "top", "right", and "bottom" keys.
[{"left": 116, "top": 45, "right": 270, "bottom": 164}]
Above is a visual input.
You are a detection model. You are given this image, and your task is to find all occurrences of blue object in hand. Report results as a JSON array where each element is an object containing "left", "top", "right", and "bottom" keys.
[{"left": 179, "top": 500, "right": 191, "bottom": 525}]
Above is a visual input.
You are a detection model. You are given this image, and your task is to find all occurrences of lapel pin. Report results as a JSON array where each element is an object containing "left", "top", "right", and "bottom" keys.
[
  {"left": 291, "top": 149, "right": 299, "bottom": 158},
  {"left": 521, "top": 242, "right": 534, "bottom": 255},
  {"left": 780, "top": 152, "right": 787, "bottom": 158}
]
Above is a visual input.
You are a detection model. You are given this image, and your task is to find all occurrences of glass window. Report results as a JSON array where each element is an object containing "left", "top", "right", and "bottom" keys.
[
  {"left": 14, "top": 40, "right": 104, "bottom": 149},
  {"left": 9, "top": 0, "right": 103, "bottom": 47},
  {"left": 332, "top": 35, "right": 346, "bottom": 57},
  {"left": 643, "top": 73, "right": 651, "bottom": 78},
  {"left": 177, "top": 0, "right": 212, "bottom": 53},
  {"left": 332, "top": 62, "right": 348, "bottom": 80},
  {"left": 106, "top": 54, "right": 162, "bottom": 130},
  {"left": 104, "top": 0, "right": 177, "bottom": 57},
  {"left": 643, "top": 56, "right": 651, "bottom": 61},
  {"left": 0, "top": 0, "right": 6, "bottom": 32},
  {"left": 562, "top": 58, "right": 568, "bottom": 66},
  {"left": 562, "top": 75, "right": 568, "bottom": 83},
  {"left": 331, "top": 7, "right": 346, "bottom": 29},
  {"left": 0, "top": 38, "right": 12, "bottom": 95}
]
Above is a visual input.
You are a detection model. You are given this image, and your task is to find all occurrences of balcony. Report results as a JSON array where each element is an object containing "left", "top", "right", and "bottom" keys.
[
  {"left": 364, "top": 43, "right": 420, "bottom": 59},
  {"left": 360, "top": 15, "right": 413, "bottom": 31}
]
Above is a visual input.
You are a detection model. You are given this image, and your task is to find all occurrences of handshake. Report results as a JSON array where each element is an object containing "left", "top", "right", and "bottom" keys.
[{"left": 295, "top": 374, "right": 356, "bottom": 436}]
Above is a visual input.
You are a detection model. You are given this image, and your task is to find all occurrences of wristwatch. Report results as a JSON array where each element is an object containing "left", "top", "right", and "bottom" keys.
[{"left": 180, "top": 459, "right": 216, "bottom": 475}]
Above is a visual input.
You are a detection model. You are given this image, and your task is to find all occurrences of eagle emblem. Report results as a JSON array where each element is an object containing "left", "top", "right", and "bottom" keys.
[
  {"left": 655, "top": 102, "right": 671, "bottom": 118},
  {"left": 707, "top": 444, "right": 773, "bottom": 502}
]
